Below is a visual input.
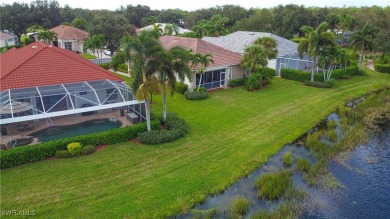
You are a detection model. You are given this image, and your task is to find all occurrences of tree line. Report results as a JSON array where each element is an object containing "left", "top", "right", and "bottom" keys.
[{"left": 1, "top": 1, "right": 389, "bottom": 53}]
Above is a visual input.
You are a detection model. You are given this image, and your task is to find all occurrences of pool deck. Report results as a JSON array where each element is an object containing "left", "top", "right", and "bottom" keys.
[{"left": 0, "top": 109, "right": 133, "bottom": 148}]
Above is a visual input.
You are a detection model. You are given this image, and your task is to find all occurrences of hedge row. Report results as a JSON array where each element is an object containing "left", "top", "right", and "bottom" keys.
[
  {"left": 375, "top": 64, "right": 390, "bottom": 74},
  {"left": 138, "top": 113, "right": 188, "bottom": 145},
  {"left": 281, "top": 65, "right": 360, "bottom": 82},
  {"left": 229, "top": 78, "right": 246, "bottom": 87},
  {"left": 184, "top": 90, "right": 209, "bottom": 100},
  {"left": 0, "top": 120, "right": 160, "bottom": 169},
  {"left": 99, "top": 62, "right": 110, "bottom": 69}
]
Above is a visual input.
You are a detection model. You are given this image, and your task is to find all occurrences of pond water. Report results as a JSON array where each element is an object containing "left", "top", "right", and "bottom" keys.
[
  {"left": 31, "top": 119, "right": 121, "bottom": 143},
  {"left": 179, "top": 113, "right": 390, "bottom": 218}
]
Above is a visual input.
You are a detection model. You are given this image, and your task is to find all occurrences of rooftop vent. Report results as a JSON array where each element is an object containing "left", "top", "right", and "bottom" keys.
[
  {"left": 32, "top": 46, "right": 38, "bottom": 49},
  {"left": 249, "top": 33, "right": 255, "bottom": 35}
]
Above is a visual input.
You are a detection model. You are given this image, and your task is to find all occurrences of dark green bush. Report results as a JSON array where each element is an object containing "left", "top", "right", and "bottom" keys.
[
  {"left": 99, "top": 62, "right": 110, "bottom": 69},
  {"left": 281, "top": 65, "right": 360, "bottom": 82},
  {"left": 228, "top": 78, "right": 246, "bottom": 87},
  {"left": 118, "top": 63, "right": 128, "bottom": 73},
  {"left": 80, "top": 145, "right": 96, "bottom": 155},
  {"left": 138, "top": 113, "right": 188, "bottom": 145},
  {"left": 0, "top": 120, "right": 160, "bottom": 169},
  {"left": 375, "top": 64, "right": 390, "bottom": 73},
  {"left": 175, "top": 82, "right": 188, "bottom": 95},
  {"left": 260, "top": 67, "right": 276, "bottom": 79},
  {"left": 304, "top": 81, "right": 332, "bottom": 88},
  {"left": 55, "top": 150, "right": 72, "bottom": 158},
  {"left": 245, "top": 73, "right": 263, "bottom": 91},
  {"left": 184, "top": 90, "right": 208, "bottom": 100}
]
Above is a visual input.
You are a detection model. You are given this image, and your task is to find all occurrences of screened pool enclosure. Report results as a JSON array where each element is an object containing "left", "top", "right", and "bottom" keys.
[{"left": 0, "top": 79, "right": 145, "bottom": 125}]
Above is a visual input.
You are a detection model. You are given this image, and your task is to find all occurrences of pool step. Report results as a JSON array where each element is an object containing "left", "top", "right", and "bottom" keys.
[{"left": 39, "top": 127, "right": 64, "bottom": 136}]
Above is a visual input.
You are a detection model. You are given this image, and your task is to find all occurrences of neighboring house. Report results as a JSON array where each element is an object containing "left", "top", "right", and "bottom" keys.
[
  {"left": 203, "top": 31, "right": 313, "bottom": 75},
  {"left": 138, "top": 23, "right": 192, "bottom": 35},
  {"left": 0, "top": 31, "right": 18, "bottom": 48},
  {"left": 0, "top": 41, "right": 145, "bottom": 126},
  {"left": 159, "top": 35, "right": 245, "bottom": 90},
  {"left": 50, "top": 25, "right": 89, "bottom": 53},
  {"left": 27, "top": 32, "right": 39, "bottom": 41}
]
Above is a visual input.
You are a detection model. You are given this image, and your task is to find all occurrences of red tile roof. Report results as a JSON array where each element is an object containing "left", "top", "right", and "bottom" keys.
[
  {"left": 159, "top": 36, "right": 242, "bottom": 70},
  {"left": 0, "top": 41, "right": 123, "bottom": 91},
  {"left": 50, "top": 25, "right": 89, "bottom": 41}
]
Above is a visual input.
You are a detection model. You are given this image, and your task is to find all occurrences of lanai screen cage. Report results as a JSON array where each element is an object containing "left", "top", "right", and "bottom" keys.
[
  {"left": 0, "top": 79, "right": 145, "bottom": 125},
  {"left": 276, "top": 53, "right": 315, "bottom": 75}
]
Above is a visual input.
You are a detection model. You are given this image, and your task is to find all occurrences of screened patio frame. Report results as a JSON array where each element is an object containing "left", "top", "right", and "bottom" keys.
[{"left": 0, "top": 79, "right": 145, "bottom": 125}]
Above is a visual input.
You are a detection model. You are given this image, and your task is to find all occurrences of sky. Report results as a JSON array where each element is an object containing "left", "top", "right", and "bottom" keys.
[{"left": 2, "top": 0, "right": 389, "bottom": 11}]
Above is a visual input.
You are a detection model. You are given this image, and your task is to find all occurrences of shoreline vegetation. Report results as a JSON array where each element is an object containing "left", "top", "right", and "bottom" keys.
[{"left": 0, "top": 69, "right": 389, "bottom": 218}]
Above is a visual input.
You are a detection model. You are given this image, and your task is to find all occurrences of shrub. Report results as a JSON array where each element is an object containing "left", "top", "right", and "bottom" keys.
[
  {"left": 80, "top": 145, "right": 96, "bottom": 155},
  {"left": 228, "top": 78, "right": 246, "bottom": 87},
  {"left": 245, "top": 73, "right": 263, "bottom": 91},
  {"left": 67, "top": 142, "right": 82, "bottom": 156},
  {"left": 304, "top": 81, "right": 332, "bottom": 88},
  {"left": 254, "top": 170, "right": 292, "bottom": 200},
  {"left": 0, "top": 120, "right": 160, "bottom": 169},
  {"left": 296, "top": 158, "right": 311, "bottom": 173},
  {"left": 99, "top": 62, "right": 110, "bottom": 69},
  {"left": 138, "top": 113, "right": 188, "bottom": 145},
  {"left": 55, "top": 150, "right": 72, "bottom": 158},
  {"left": 184, "top": 90, "right": 208, "bottom": 100},
  {"left": 281, "top": 65, "right": 360, "bottom": 82},
  {"left": 261, "top": 67, "right": 276, "bottom": 79},
  {"left": 175, "top": 82, "right": 188, "bottom": 95},
  {"left": 283, "top": 152, "right": 293, "bottom": 167},
  {"left": 118, "top": 63, "right": 128, "bottom": 72},
  {"left": 229, "top": 197, "right": 249, "bottom": 217},
  {"left": 375, "top": 64, "right": 390, "bottom": 73}
]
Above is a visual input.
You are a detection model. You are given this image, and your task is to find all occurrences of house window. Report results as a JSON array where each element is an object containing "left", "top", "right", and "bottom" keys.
[
  {"left": 64, "top": 42, "right": 72, "bottom": 51},
  {"left": 8, "top": 38, "right": 13, "bottom": 42},
  {"left": 79, "top": 91, "right": 87, "bottom": 95}
]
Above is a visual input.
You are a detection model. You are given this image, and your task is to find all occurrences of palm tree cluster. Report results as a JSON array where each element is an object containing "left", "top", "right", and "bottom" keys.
[
  {"left": 120, "top": 30, "right": 209, "bottom": 130},
  {"left": 349, "top": 24, "right": 379, "bottom": 69},
  {"left": 37, "top": 30, "right": 57, "bottom": 43},
  {"left": 83, "top": 34, "right": 105, "bottom": 64}
]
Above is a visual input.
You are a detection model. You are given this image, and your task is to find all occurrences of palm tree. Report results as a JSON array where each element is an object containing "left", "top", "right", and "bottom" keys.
[
  {"left": 155, "top": 46, "right": 192, "bottom": 121},
  {"left": 253, "top": 37, "right": 278, "bottom": 60},
  {"left": 120, "top": 35, "right": 134, "bottom": 76},
  {"left": 164, "top": 23, "right": 179, "bottom": 36},
  {"left": 241, "top": 45, "right": 268, "bottom": 74},
  {"left": 38, "top": 30, "right": 57, "bottom": 43},
  {"left": 192, "top": 53, "right": 214, "bottom": 92},
  {"left": 152, "top": 23, "right": 163, "bottom": 35},
  {"left": 298, "top": 22, "right": 337, "bottom": 81},
  {"left": 350, "top": 24, "right": 379, "bottom": 69},
  {"left": 126, "top": 30, "right": 164, "bottom": 131}
]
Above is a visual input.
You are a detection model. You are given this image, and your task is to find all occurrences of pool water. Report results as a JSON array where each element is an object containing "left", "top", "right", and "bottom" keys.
[{"left": 32, "top": 119, "right": 122, "bottom": 143}]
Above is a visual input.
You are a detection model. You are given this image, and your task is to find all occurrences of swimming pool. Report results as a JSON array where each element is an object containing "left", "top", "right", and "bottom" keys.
[{"left": 32, "top": 119, "right": 122, "bottom": 143}]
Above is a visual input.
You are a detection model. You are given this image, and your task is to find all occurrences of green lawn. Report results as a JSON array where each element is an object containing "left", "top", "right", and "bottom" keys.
[
  {"left": 1, "top": 69, "right": 389, "bottom": 218},
  {"left": 80, "top": 53, "right": 97, "bottom": 59}
]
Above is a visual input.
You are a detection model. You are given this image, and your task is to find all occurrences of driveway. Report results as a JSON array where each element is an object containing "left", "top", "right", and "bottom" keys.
[{"left": 91, "top": 58, "right": 112, "bottom": 64}]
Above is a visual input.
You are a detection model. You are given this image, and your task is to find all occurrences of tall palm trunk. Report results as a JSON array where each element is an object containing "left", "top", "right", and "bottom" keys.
[
  {"left": 127, "top": 60, "right": 131, "bottom": 76},
  {"left": 163, "top": 89, "right": 167, "bottom": 122},
  {"left": 359, "top": 43, "right": 364, "bottom": 69},
  {"left": 311, "top": 56, "right": 317, "bottom": 82},
  {"left": 144, "top": 100, "right": 151, "bottom": 131},
  {"left": 142, "top": 69, "right": 151, "bottom": 131},
  {"left": 197, "top": 74, "right": 203, "bottom": 92}
]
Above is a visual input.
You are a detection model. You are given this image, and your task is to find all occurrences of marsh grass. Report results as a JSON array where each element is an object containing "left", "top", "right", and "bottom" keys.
[
  {"left": 252, "top": 204, "right": 294, "bottom": 219},
  {"left": 327, "top": 120, "right": 337, "bottom": 129},
  {"left": 295, "top": 158, "right": 311, "bottom": 173},
  {"left": 283, "top": 152, "right": 293, "bottom": 167},
  {"left": 254, "top": 170, "right": 293, "bottom": 200},
  {"left": 304, "top": 159, "right": 329, "bottom": 186},
  {"left": 228, "top": 197, "right": 249, "bottom": 217},
  {"left": 193, "top": 208, "right": 217, "bottom": 219},
  {"left": 324, "top": 129, "right": 338, "bottom": 142}
]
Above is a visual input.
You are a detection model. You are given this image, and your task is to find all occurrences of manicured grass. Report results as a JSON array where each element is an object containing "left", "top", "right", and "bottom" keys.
[
  {"left": 80, "top": 53, "right": 97, "bottom": 59},
  {"left": 1, "top": 70, "right": 389, "bottom": 217}
]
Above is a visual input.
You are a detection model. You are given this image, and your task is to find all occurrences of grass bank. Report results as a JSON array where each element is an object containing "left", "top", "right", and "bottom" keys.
[{"left": 1, "top": 69, "right": 389, "bottom": 218}]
